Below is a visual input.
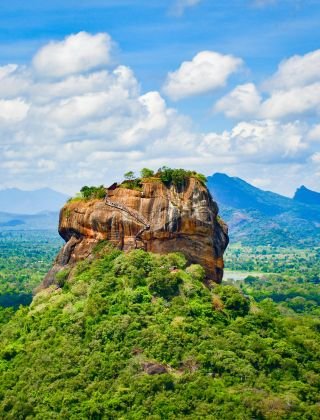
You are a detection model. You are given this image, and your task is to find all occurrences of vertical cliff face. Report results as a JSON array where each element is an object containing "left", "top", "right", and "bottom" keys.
[{"left": 41, "top": 177, "right": 228, "bottom": 289}]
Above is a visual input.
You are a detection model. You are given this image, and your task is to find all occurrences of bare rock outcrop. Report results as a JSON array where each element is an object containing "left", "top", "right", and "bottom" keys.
[{"left": 41, "top": 177, "right": 228, "bottom": 289}]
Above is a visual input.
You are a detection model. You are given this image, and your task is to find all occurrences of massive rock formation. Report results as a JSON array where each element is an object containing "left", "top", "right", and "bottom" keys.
[{"left": 41, "top": 177, "right": 228, "bottom": 289}]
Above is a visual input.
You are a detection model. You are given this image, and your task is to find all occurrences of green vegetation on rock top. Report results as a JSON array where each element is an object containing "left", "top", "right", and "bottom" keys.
[
  {"left": 67, "top": 185, "right": 106, "bottom": 203},
  {"left": 67, "top": 168, "right": 207, "bottom": 201},
  {"left": 121, "top": 167, "right": 207, "bottom": 191}
]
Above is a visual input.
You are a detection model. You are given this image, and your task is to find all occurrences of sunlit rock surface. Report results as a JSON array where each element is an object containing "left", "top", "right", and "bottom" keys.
[{"left": 41, "top": 177, "right": 228, "bottom": 289}]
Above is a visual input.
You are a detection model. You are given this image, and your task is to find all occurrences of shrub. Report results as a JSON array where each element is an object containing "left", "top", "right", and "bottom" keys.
[
  {"left": 140, "top": 168, "right": 154, "bottom": 178},
  {"left": 214, "top": 285, "right": 250, "bottom": 317},
  {"left": 158, "top": 167, "right": 187, "bottom": 187},
  {"left": 55, "top": 269, "right": 70, "bottom": 287},
  {"left": 124, "top": 171, "right": 136, "bottom": 181},
  {"left": 80, "top": 185, "right": 106, "bottom": 200},
  {"left": 93, "top": 240, "right": 114, "bottom": 256},
  {"left": 164, "top": 252, "right": 187, "bottom": 269},
  {"left": 186, "top": 264, "right": 206, "bottom": 282},
  {"left": 147, "top": 270, "right": 182, "bottom": 299},
  {"left": 157, "top": 167, "right": 207, "bottom": 188},
  {"left": 120, "top": 179, "right": 142, "bottom": 191},
  {"left": 68, "top": 185, "right": 106, "bottom": 202},
  {"left": 193, "top": 172, "right": 207, "bottom": 185}
]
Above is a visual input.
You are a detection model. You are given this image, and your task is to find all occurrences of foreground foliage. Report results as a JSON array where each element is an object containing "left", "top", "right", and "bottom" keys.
[{"left": 0, "top": 246, "right": 320, "bottom": 419}]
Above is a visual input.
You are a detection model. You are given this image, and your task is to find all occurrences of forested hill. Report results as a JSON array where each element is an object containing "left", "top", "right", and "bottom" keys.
[
  {"left": 207, "top": 173, "right": 320, "bottom": 247},
  {"left": 1, "top": 245, "right": 320, "bottom": 418}
]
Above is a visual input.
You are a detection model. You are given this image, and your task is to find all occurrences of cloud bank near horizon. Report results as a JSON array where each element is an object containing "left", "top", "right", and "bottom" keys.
[{"left": 0, "top": 31, "right": 319, "bottom": 195}]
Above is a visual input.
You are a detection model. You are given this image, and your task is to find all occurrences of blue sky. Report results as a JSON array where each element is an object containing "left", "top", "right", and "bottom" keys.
[{"left": 0, "top": 0, "right": 320, "bottom": 195}]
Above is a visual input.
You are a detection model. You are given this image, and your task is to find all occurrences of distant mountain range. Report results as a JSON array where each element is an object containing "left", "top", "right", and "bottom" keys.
[
  {"left": 294, "top": 185, "right": 320, "bottom": 206},
  {"left": 0, "top": 188, "right": 69, "bottom": 214},
  {"left": 207, "top": 173, "right": 320, "bottom": 247}
]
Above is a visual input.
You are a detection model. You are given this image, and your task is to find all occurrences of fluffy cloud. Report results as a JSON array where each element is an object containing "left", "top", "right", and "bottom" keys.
[
  {"left": 163, "top": 51, "right": 243, "bottom": 100},
  {"left": 265, "top": 49, "right": 320, "bottom": 90},
  {"left": 215, "top": 83, "right": 262, "bottom": 118},
  {"left": 226, "top": 120, "right": 308, "bottom": 160},
  {"left": 215, "top": 49, "right": 320, "bottom": 120},
  {"left": 217, "top": 83, "right": 320, "bottom": 120},
  {"left": 0, "top": 98, "right": 30, "bottom": 122},
  {"left": 0, "top": 32, "right": 318, "bottom": 196},
  {"left": 198, "top": 120, "right": 309, "bottom": 164},
  {"left": 33, "top": 32, "right": 113, "bottom": 78},
  {"left": 260, "top": 83, "right": 320, "bottom": 119}
]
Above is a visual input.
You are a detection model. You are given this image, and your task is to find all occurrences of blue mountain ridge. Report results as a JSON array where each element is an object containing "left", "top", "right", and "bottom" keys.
[
  {"left": 207, "top": 173, "right": 320, "bottom": 247},
  {"left": 294, "top": 185, "right": 320, "bottom": 207}
]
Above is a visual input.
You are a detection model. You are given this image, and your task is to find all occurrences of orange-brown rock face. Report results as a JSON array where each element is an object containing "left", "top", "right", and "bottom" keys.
[{"left": 42, "top": 178, "right": 228, "bottom": 289}]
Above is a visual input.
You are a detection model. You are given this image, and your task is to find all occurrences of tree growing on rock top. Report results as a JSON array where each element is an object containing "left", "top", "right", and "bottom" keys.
[{"left": 124, "top": 171, "right": 136, "bottom": 181}]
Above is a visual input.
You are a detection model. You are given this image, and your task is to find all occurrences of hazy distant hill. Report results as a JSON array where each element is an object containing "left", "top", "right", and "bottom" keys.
[
  {"left": 0, "top": 188, "right": 69, "bottom": 214},
  {"left": 207, "top": 173, "right": 320, "bottom": 247},
  {"left": 294, "top": 185, "right": 320, "bottom": 207},
  {"left": 0, "top": 211, "right": 59, "bottom": 230}
]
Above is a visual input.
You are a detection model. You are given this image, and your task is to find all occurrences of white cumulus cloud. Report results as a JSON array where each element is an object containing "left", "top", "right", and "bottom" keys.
[
  {"left": 260, "top": 83, "right": 320, "bottom": 119},
  {"left": 265, "top": 49, "right": 320, "bottom": 90},
  {"left": 215, "top": 83, "right": 262, "bottom": 118},
  {"left": 0, "top": 98, "right": 30, "bottom": 122},
  {"left": 215, "top": 48, "right": 320, "bottom": 120},
  {"left": 227, "top": 120, "right": 308, "bottom": 159},
  {"left": 163, "top": 51, "right": 243, "bottom": 100},
  {"left": 33, "top": 32, "right": 113, "bottom": 78}
]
